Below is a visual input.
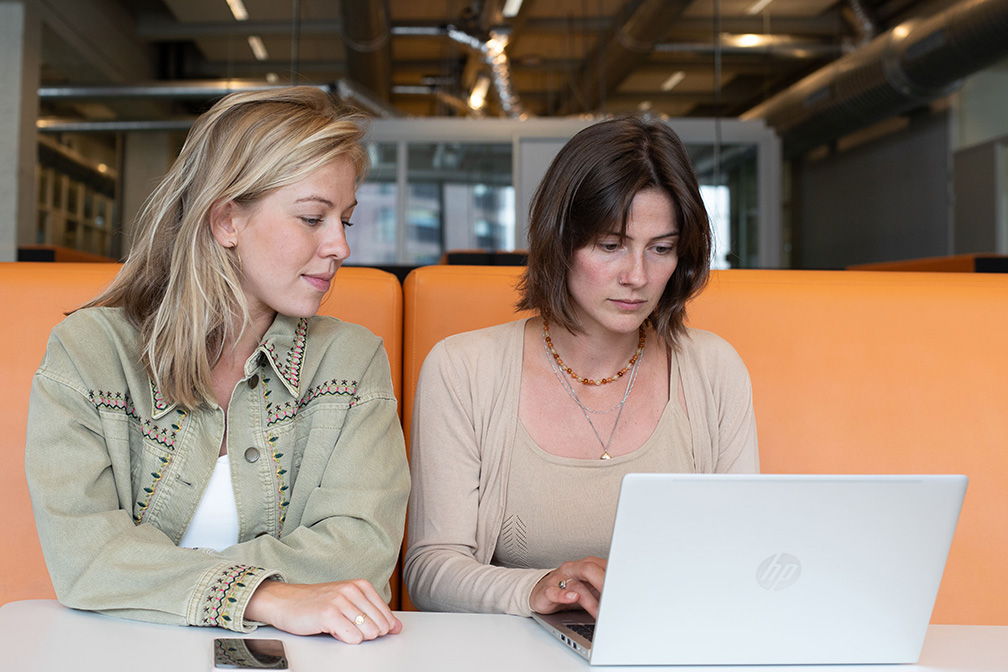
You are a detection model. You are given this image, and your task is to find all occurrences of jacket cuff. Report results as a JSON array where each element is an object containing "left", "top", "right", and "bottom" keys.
[{"left": 189, "top": 563, "right": 283, "bottom": 632}]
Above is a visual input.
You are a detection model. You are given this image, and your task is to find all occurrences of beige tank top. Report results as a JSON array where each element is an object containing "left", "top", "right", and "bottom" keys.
[{"left": 492, "top": 352, "right": 694, "bottom": 570}]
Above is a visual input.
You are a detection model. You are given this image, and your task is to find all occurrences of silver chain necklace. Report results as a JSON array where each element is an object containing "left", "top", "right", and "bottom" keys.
[{"left": 543, "top": 330, "right": 643, "bottom": 460}]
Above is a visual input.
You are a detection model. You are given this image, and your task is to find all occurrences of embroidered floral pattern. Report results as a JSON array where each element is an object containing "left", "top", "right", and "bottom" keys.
[
  {"left": 262, "top": 378, "right": 359, "bottom": 427},
  {"left": 267, "top": 434, "right": 290, "bottom": 534},
  {"left": 90, "top": 389, "right": 189, "bottom": 523},
  {"left": 150, "top": 381, "right": 171, "bottom": 414},
  {"left": 263, "top": 318, "right": 308, "bottom": 391},
  {"left": 202, "top": 564, "right": 259, "bottom": 627},
  {"left": 90, "top": 390, "right": 140, "bottom": 421},
  {"left": 133, "top": 408, "right": 188, "bottom": 522}
]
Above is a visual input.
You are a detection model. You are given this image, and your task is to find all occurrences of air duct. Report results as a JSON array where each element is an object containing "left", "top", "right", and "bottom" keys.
[
  {"left": 742, "top": 0, "right": 1008, "bottom": 155},
  {"left": 444, "top": 26, "right": 529, "bottom": 118}
]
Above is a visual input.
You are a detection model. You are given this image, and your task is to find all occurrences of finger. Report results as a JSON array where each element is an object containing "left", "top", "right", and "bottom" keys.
[
  {"left": 330, "top": 615, "right": 366, "bottom": 645},
  {"left": 571, "top": 562, "right": 606, "bottom": 595},
  {"left": 575, "top": 588, "right": 601, "bottom": 619},
  {"left": 350, "top": 602, "right": 395, "bottom": 639}
]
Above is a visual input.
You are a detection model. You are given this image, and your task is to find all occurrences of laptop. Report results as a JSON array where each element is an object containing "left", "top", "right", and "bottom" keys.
[{"left": 532, "top": 473, "right": 967, "bottom": 665}]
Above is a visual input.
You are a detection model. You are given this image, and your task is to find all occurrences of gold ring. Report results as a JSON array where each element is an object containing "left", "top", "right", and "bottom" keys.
[
  {"left": 559, "top": 579, "right": 569, "bottom": 590},
  {"left": 354, "top": 614, "right": 366, "bottom": 626}
]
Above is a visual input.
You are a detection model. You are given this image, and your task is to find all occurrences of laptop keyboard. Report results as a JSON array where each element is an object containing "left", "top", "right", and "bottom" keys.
[{"left": 567, "top": 623, "right": 595, "bottom": 642}]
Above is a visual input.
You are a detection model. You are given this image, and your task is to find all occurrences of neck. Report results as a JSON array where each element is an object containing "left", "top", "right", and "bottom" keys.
[{"left": 543, "top": 318, "right": 646, "bottom": 383}]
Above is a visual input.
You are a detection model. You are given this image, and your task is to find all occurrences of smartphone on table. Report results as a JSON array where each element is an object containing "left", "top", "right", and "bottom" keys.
[{"left": 213, "top": 638, "right": 289, "bottom": 670}]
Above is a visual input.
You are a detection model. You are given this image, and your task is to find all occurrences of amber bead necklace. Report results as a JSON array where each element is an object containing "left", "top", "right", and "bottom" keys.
[{"left": 542, "top": 318, "right": 646, "bottom": 386}]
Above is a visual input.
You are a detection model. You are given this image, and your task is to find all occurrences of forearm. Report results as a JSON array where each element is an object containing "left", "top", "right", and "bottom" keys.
[{"left": 404, "top": 545, "right": 549, "bottom": 616}]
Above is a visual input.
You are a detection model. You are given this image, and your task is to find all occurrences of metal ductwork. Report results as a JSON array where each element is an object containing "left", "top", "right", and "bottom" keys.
[
  {"left": 742, "top": 0, "right": 1008, "bottom": 156},
  {"left": 444, "top": 26, "right": 529, "bottom": 119},
  {"left": 37, "top": 79, "right": 400, "bottom": 133}
]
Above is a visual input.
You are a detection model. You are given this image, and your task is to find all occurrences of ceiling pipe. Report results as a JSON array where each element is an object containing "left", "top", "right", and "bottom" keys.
[
  {"left": 37, "top": 79, "right": 401, "bottom": 132},
  {"left": 444, "top": 25, "right": 529, "bottom": 118},
  {"left": 742, "top": 0, "right": 1008, "bottom": 156}
]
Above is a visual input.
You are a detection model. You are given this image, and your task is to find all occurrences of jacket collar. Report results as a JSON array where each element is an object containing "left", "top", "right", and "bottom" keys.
[
  {"left": 148, "top": 314, "right": 309, "bottom": 419},
  {"left": 253, "top": 314, "right": 309, "bottom": 398}
]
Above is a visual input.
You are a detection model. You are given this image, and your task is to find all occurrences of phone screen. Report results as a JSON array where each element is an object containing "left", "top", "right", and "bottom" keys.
[{"left": 213, "top": 638, "right": 289, "bottom": 670}]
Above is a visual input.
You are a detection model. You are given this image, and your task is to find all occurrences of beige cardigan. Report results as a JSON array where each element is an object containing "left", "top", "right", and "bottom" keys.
[{"left": 404, "top": 318, "right": 758, "bottom": 615}]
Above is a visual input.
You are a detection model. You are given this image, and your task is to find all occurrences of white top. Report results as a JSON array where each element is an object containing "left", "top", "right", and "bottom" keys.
[{"left": 179, "top": 453, "right": 240, "bottom": 551}]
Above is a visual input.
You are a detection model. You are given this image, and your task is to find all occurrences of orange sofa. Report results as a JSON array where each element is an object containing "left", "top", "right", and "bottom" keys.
[
  {"left": 0, "top": 262, "right": 403, "bottom": 608},
  {"left": 5, "top": 262, "right": 1008, "bottom": 626},
  {"left": 402, "top": 265, "right": 1008, "bottom": 625}
]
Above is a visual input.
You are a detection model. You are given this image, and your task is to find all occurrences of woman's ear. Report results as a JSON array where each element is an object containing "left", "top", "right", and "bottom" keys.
[{"left": 209, "top": 199, "right": 240, "bottom": 248}]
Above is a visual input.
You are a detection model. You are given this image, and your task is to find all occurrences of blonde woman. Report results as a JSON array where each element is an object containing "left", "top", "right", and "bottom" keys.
[
  {"left": 26, "top": 88, "right": 409, "bottom": 643},
  {"left": 405, "top": 117, "right": 758, "bottom": 617}
]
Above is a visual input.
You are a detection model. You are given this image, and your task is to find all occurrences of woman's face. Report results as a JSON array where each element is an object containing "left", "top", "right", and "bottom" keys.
[
  {"left": 225, "top": 156, "right": 357, "bottom": 332},
  {"left": 567, "top": 188, "right": 680, "bottom": 339}
]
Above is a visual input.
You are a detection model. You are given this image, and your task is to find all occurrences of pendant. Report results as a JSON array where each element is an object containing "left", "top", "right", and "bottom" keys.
[{"left": 600, "top": 451, "right": 611, "bottom": 460}]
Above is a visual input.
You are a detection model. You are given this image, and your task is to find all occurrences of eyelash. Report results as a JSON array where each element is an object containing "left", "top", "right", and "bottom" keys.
[{"left": 300, "top": 217, "right": 355, "bottom": 229}]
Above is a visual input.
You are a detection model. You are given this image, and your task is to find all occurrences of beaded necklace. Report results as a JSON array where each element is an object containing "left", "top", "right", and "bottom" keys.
[{"left": 542, "top": 318, "right": 646, "bottom": 386}]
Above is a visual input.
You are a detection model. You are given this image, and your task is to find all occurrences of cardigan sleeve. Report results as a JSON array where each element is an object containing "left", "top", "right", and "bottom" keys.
[
  {"left": 681, "top": 328, "right": 759, "bottom": 474},
  {"left": 404, "top": 334, "right": 549, "bottom": 616}
]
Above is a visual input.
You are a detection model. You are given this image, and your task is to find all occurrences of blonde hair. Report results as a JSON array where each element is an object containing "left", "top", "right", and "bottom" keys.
[{"left": 86, "top": 87, "right": 368, "bottom": 409}]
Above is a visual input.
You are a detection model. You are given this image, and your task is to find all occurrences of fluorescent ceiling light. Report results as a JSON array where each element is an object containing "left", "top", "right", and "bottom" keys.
[
  {"left": 747, "top": 0, "right": 775, "bottom": 15},
  {"left": 502, "top": 0, "right": 524, "bottom": 18},
  {"left": 660, "top": 71, "right": 686, "bottom": 92},
  {"left": 248, "top": 35, "right": 269, "bottom": 61},
  {"left": 226, "top": 0, "right": 249, "bottom": 21}
]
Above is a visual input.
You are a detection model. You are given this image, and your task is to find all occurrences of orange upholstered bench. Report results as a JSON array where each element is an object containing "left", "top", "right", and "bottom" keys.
[
  {"left": 401, "top": 265, "right": 1008, "bottom": 625},
  {"left": 0, "top": 262, "right": 403, "bottom": 607}
]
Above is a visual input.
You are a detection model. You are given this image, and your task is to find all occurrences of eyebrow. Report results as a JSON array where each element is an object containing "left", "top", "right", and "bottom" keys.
[
  {"left": 604, "top": 228, "right": 680, "bottom": 240},
  {"left": 294, "top": 195, "right": 358, "bottom": 210}
]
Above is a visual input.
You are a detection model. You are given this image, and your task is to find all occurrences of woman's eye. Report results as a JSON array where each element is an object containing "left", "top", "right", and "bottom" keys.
[
  {"left": 653, "top": 245, "right": 675, "bottom": 255},
  {"left": 342, "top": 220, "right": 355, "bottom": 229},
  {"left": 300, "top": 216, "right": 323, "bottom": 227},
  {"left": 599, "top": 241, "right": 620, "bottom": 252}
]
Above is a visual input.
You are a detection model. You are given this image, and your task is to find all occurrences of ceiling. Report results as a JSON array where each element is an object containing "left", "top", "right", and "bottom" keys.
[{"left": 37, "top": 0, "right": 959, "bottom": 124}]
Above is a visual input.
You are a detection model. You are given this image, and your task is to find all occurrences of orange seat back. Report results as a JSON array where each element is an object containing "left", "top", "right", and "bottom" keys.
[
  {"left": 401, "top": 265, "right": 1008, "bottom": 624},
  {"left": 0, "top": 262, "right": 402, "bottom": 607}
]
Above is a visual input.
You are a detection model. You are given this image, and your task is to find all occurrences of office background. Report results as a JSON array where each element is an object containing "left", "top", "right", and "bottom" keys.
[{"left": 2, "top": 0, "right": 1008, "bottom": 270}]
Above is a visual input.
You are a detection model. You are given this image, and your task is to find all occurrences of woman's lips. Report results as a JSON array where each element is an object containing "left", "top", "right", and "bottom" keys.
[
  {"left": 611, "top": 299, "right": 646, "bottom": 311},
  {"left": 303, "top": 274, "right": 333, "bottom": 292}
]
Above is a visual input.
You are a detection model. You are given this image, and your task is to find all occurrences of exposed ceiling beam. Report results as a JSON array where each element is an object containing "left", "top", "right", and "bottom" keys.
[
  {"left": 555, "top": 0, "right": 693, "bottom": 115},
  {"left": 339, "top": 0, "right": 392, "bottom": 103}
]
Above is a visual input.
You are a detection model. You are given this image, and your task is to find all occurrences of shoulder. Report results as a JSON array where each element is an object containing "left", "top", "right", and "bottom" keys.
[
  {"left": 677, "top": 327, "right": 751, "bottom": 384},
  {"left": 305, "top": 315, "right": 382, "bottom": 355},
  {"left": 45, "top": 307, "right": 140, "bottom": 368},
  {"left": 436, "top": 318, "right": 526, "bottom": 360},
  {"left": 423, "top": 318, "right": 524, "bottom": 370},
  {"left": 419, "top": 318, "right": 527, "bottom": 387},
  {"left": 38, "top": 307, "right": 141, "bottom": 395}
]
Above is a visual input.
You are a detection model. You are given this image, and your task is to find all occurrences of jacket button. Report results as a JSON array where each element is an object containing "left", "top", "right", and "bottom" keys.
[
  {"left": 244, "top": 447, "right": 260, "bottom": 463},
  {"left": 248, "top": 374, "right": 259, "bottom": 389}
]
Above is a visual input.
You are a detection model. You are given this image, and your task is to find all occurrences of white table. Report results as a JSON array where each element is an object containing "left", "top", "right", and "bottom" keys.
[{"left": 1, "top": 600, "right": 1006, "bottom": 671}]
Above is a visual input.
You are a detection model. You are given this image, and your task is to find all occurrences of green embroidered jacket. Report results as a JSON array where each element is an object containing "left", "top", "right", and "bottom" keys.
[{"left": 25, "top": 307, "right": 409, "bottom": 632}]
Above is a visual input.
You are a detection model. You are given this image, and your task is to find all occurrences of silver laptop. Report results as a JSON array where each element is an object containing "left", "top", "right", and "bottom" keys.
[{"left": 533, "top": 473, "right": 967, "bottom": 665}]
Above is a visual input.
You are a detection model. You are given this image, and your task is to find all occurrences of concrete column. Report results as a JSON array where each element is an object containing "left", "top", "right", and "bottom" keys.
[
  {"left": 120, "top": 132, "right": 176, "bottom": 254},
  {"left": 0, "top": 0, "right": 41, "bottom": 261}
]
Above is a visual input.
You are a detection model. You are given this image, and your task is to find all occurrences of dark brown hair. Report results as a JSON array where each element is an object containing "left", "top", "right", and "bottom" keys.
[{"left": 516, "top": 116, "right": 712, "bottom": 347}]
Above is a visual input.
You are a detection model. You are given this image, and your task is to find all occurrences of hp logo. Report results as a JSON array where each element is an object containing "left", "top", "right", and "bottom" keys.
[{"left": 756, "top": 553, "right": 802, "bottom": 590}]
